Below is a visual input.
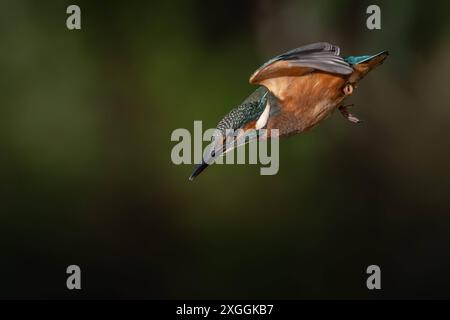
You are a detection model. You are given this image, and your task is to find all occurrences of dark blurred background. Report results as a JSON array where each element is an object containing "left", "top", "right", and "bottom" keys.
[{"left": 1, "top": 0, "right": 450, "bottom": 299}]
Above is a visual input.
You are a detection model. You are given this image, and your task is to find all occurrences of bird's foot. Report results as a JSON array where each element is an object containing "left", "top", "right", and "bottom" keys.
[{"left": 339, "top": 104, "right": 362, "bottom": 124}]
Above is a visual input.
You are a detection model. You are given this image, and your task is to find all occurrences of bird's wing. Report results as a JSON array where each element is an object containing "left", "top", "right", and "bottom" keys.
[{"left": 249, "top": 42, "right": 353, "bottom": 85}]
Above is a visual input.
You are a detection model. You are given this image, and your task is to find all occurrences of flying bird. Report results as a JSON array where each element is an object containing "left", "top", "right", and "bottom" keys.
[{"left": 189, "top": 42, "right": 388, "bottom": 180}]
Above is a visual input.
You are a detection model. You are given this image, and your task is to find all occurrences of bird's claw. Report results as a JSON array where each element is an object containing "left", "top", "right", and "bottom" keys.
[{"left": 339, "top": 104, "right": 362, "bottom": 124}]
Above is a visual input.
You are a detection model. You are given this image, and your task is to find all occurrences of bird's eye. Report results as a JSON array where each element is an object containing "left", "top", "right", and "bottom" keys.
[{"left": 343, "top": 84, "right": 354, "bottom": 95}]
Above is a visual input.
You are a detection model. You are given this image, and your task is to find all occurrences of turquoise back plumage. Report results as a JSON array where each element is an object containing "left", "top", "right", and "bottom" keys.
[
  {"left": 344, "top": 55, "right": 371, "bottom": 65},
  {"left": 344, "top": 51, "right": 388, "bottom": 65}
]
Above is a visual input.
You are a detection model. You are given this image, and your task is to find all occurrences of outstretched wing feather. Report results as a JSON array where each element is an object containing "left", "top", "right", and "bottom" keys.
[{"left": 250, "top": 42, "right": 353, "bottom": 84}]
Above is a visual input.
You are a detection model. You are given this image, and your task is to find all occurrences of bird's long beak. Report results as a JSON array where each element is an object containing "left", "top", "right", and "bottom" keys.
[{"left": 188, "top": 130, "right": 261, "bottom": 181}]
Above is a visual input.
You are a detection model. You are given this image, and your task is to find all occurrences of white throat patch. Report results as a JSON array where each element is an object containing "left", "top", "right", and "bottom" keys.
[{"left": 255, "top": 100, "right": 271, "bottom": 130}]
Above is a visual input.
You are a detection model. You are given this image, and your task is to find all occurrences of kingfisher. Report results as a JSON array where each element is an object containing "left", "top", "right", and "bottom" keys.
[{"left": 189, "top": 42, "right": 388, "bottom": 180}]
